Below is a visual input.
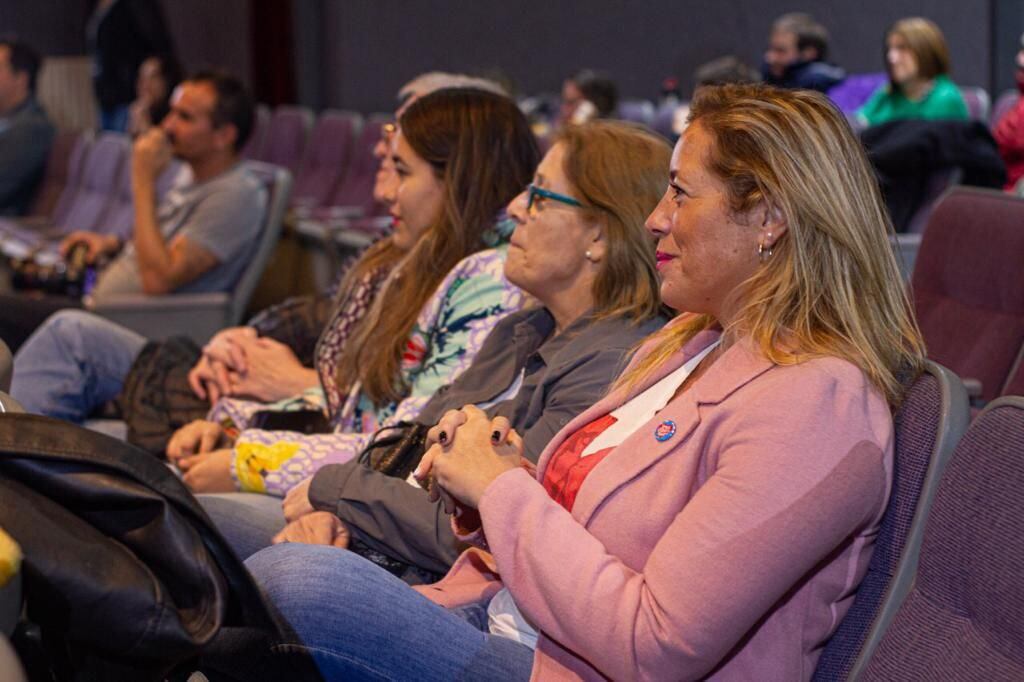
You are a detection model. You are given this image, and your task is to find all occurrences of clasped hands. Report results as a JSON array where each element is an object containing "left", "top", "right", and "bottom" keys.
[
  {"left": 270, "top": 404, "right": 523, "bottom": 549},
  {"left": 187, "top": 327, "right": 311, "bottom": 404}
]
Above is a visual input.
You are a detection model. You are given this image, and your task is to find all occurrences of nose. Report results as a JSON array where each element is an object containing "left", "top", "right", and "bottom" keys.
[
  {"left": 507, "top": 189, "right": 529, "bottom": 224},
  {"left": 377, "top": 162, "right": 399, "bottom": 205},
  {"left": 645, "top": 192, "right": 672, "bottom": 238},
  {"left": 887, "top": 48, "right": 899, "bottom": 65}
]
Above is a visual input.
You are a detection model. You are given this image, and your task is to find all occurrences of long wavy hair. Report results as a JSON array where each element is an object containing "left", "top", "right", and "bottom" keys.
[
  {"left": 554, "top": 120, "right": 670, "bottom": 323},
  {"left": 335, "top": 88, "right": 540, "bottom": 405},
  {"left": 617, "top": 83, "right": 925, "bottom": 407}
]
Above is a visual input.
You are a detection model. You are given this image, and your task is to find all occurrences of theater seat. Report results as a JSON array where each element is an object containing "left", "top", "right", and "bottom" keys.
[
  {"left": 812, "top": 361, "right": 969, "bottom": 680},
  {"left": 861, "top": 396, "right": 1024, "bottom": 679},
  {"left": 86, "top": 161, "right": 293, "bottom": 344},
  {"left": 910, "top": 187, "right": 1024, "bottom": 403}
]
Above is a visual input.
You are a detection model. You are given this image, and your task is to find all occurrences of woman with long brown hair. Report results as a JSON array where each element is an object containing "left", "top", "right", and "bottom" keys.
[{"left": 167, "top": 87, "right": 540, "bottom": 495}]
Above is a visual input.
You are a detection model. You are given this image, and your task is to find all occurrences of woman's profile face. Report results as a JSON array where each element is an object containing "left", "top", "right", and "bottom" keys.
[
  {"left": 504, "top": 142, "right": 599, "bottom": 302},
  {"left": 886, "top": 33, "right": 920, "bottom": 85},
  {"left": 387, "top": 130, "right": 445, "bottom": 251},
  {"left": 645, "top": 123, "right": 761, "bottom": 320}
]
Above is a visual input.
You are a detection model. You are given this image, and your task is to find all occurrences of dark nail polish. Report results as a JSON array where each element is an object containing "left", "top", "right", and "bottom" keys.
[
  {"left": 491, "top": 430, "right": 501, "bottom": 443},
  {"left": 438, "top": 431, "right": 448, "bottom": 444}
]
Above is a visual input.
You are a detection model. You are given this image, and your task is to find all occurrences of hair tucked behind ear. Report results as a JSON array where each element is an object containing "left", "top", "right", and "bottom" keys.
[{"left": 616, "top": 83, "right": 925, "bottom": 407}]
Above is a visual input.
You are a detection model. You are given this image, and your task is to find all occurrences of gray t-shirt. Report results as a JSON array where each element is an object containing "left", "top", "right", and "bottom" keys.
[{"left": 91, "top": 162, "right": 266, "bottom": 299}]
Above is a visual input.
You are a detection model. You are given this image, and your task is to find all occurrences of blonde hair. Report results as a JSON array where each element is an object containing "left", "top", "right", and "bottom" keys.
[
  {"left": 554, "top": 120, "right": 670, "bottom": 323},
  {"left": 887, "top": 17, "right": 951, "bottom": 86},
  {"left": 618, "top": 83, "right": 925, "bottom": 407}
]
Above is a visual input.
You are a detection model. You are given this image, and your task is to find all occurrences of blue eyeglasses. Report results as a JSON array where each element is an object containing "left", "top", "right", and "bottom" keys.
[{"left": 526, "top": 184, "right": 584, "bottom": 214}]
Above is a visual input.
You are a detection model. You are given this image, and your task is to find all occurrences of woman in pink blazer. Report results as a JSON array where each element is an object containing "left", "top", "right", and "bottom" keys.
[{"left": 243, "top": 84, "right": 926, "bottom": 681}]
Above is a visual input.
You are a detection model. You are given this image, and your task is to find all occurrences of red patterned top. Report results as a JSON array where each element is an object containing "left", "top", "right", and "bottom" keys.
[{"left": 543, "top": 413, "right": 618, "bottom": 511}]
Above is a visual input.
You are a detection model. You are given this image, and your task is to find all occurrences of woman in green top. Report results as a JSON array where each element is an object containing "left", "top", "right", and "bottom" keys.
[{"left": 857, "top": 17, "right": 968, "bottom": 127}]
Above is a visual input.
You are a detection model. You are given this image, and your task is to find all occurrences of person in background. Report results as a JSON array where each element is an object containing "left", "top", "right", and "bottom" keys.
[
  {"left": 126, "top": 54, "right": 182, "bottom": 137},
  {"left": 762, "top": 12, "right": 845, "bottom": 93},
  {"left": 857, "top": 17, "right": 968, "bottom": 128},
  {"left": 558, "top": 69, "right": 618, "bottom": 126},
  {"left": 238, "top": 83, "right": 926, "bottom": 680},
  {"left": 0, "top": 38, "right": 54, "bottom": 216},
  {"left": 88, "top": 0, "right": 175, "bottom": 132},
  {"left": 992, "top": 32, "right": 1024, "bottom": 192}
]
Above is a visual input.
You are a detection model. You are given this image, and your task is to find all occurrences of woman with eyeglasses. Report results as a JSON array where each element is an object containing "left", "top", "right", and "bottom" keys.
[
  {"left": 241, "top": 84, "right": 925, "bottom": 680},
  {"left": 231, "top": 121, "right": 669, "bottom": 575}
]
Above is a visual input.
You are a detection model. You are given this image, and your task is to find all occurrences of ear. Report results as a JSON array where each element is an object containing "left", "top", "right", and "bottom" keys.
[
  {"left": 212, "top": 123, "right": 239, "bottom": 154},
  {"left": 758, "top": 202, "right": 788, "bottom": 249},
  {"left": 584, "top": 217, "right": 607, "bottom": 264}
]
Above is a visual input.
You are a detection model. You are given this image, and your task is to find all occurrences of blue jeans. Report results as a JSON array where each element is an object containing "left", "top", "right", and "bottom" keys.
[
  {"left": 198, "top": 492, "right": 286, "bottom": 560},
  {"left": 246, "top": 544, "right": 534, "bottom": 680},
  {"left": 11, "top": 310, "right": 146, "bottom": 421}
]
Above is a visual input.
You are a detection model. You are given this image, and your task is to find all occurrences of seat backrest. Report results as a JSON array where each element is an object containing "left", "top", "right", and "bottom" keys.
[
  {"left": 959, "top": 86, "right": 991, "bottom": 123},
  {"left": 26, "top": 130, "right": 83, "bottom": 219},
  {"left": 328, "top": 112, "right": 389, "bottom": 216},
  {"left": 991, "top": 88, "right": 1019, "bottom": 129},
  {"left": 47, "top": 133, "right": 93, "bottom": 226},
  {"left": 827, "top": 72, "right": 888, "bottom": 114},
  {"left": 55, "top": 132, "right": 129, "bottom": 236},
  {"left": 291, "top": 110, "right": 361, "bottom": 209},
  {"left": 904, "top": 166, "right": 962, "bottom": 235},
  {"left": 910, "top": 187, "right": 1024, "bottom": 402},
  {"left": 227, "top": 161, "right": 292, "bottom": 324},
  {"left": 1000, "top": 342, "right": 1024, "bottom": 398},
  {"left": 241, "top": 103, "right": 271, "bottom": 160},
  {"left": 812, "top": 361, "right": 969, "bottom": 681},
  {"left": 254, "top": 105, "right": 313, "bottom": 175},
  {"left": 861, "top": 396, "right": 1024, "bottom": 680},
  {"left": 615, "top": 99, "right": 655, "bottom": 126}
]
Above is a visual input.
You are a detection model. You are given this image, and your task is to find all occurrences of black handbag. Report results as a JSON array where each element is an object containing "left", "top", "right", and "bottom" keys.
[{"left": 358, "top": 421, "right": 430, "bottom": 481}]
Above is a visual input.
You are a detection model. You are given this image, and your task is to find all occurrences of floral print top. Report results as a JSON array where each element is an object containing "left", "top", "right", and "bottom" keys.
[{"left": 228, "top": 244, "right": 525, "bottom": 496}]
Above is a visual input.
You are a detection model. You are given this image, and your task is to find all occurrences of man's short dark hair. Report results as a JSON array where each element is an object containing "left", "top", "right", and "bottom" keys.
[
  {"left": 570, "top": 69, "right": 619, "bottom": 118},
  {"left": 0, "top": 38, "right": 42, "bottom": 94},
  {"left": 188, "top": 69, "right": 254, "bottom": 153},
  {"left": 773, "top": 13, "right": 831, "bottom": 62}
]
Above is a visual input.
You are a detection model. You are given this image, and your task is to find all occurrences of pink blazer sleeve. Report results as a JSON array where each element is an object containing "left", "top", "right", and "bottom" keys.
[{"left": 475, "top": 363, "right": 892, "bottom": 680}]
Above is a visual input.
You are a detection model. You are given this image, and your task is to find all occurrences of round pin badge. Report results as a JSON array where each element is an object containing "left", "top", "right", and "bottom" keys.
[{"left": 654, "top": 420, "right": 677, "bottom": 442}]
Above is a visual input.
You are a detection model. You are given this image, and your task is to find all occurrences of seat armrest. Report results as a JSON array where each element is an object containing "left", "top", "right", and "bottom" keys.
[{"left": 86, "top": 292, "right": 232, "bottom": 344}]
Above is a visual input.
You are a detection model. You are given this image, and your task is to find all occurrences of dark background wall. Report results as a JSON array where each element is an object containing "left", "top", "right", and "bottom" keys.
[{"left": 1, "top": 0, "right": 1012, "bottom": 112}]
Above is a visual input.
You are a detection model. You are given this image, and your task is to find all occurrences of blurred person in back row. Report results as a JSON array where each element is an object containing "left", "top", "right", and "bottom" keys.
[
  {"left": 0, "top": 38, "right": 54, "bottom": 216},
  {"left": 1, "top": 70, "right": 265, "bottom": 352},
  {"left": 992, "top": 32, "right": 1024, "bottom": 191},
  {"left": 762, "top": 12, "right": 845, "bottom": 93}
]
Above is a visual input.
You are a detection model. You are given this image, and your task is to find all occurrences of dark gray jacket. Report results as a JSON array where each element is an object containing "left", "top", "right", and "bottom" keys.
[
  {"left": 309, "top": 307, "right": 667, "bottom": 573},
  {"left": 0, "top": 98, "right": 55, "bottom": 215}
]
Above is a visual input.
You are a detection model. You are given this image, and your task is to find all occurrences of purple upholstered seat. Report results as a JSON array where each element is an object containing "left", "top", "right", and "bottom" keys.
[
  {"left": 615, "top": 99, "right": 655, "bottom": 126},
  {"left": 991, "top": 89, "right": 1019, "bottom": 130},
  {"left": 812, "top": 361, "right": 968, "bottom": 681},
  {"left": 255, "top": 105, "right": 313, "bottom": 176},
  {"left": 959, "top": 86, "right": 991, "bottom": 124},
  {"left": 54, "top": 132, "right": 130, "bottom": 235},
  {"left": 290, "top": 110, "right": 360, "bottom": 209},
  {"left": 241, "top": 104, "right": 271, "bottom": 161},
  {"left": 911, "top": 187, "right": 1024, "bottom": 403},
  {"left": 25, "top": 131, "right": 86, "bottom": 220},
  {"left": 321, "top": 113, "right": 389, "bottom": 219},
  {"left": 862, "top": 396, "right": 1024, "bottom": 680},
  {"left": 827, "top": 72, "right": 887, "bottom": 114}
]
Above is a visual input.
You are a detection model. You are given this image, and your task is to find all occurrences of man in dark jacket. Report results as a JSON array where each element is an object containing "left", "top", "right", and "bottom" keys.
[
  {"left": 0, "top": 39, "right": 54, "bottom": 216},
  {"left": 762, "top": 13, "right": 846, "bottom": 93}
]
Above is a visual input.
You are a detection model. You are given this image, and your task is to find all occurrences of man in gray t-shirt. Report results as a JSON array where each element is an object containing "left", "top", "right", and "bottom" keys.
[{"left": 0, "top": 70, "right": 265, "bottom": 350}]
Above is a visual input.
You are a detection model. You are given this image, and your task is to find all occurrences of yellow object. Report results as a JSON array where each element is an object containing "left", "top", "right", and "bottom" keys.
[
  {"left": 234, "top": 441, "right": 301, "bottom": 493},
  {"left": 0, "top": 528, "right": 21, "bottom": 588}
]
